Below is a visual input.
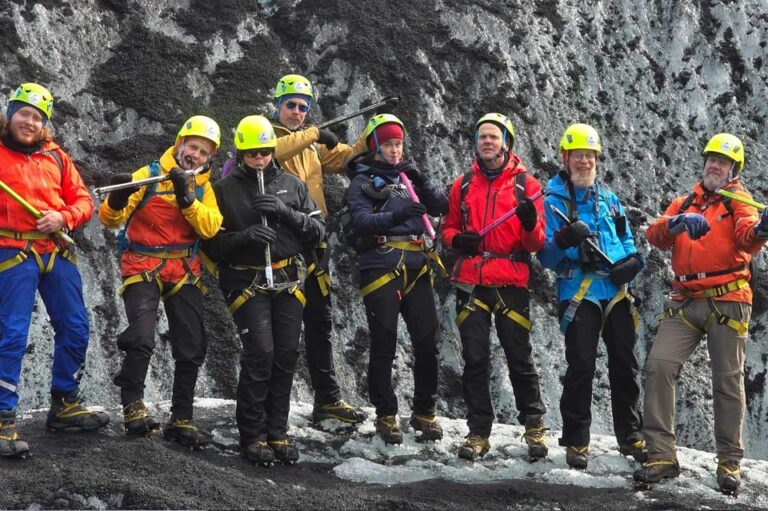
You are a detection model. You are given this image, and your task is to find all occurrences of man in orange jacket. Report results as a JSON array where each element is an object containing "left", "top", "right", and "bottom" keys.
[
  {"left": 99, "top": 115, "right": 223, "bottom": 447},
  {"left": 634, "top": 133, "right": 767, "bottom": 494},
  {"left": 0, "top": 83, "right": 108, "bottom": 459}
]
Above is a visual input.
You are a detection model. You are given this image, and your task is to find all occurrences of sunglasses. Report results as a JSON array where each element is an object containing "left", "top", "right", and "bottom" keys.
[
  {"left": 285, "top": 101, "right": 309, "bottom": 113},
  {"left": 244, "top": 149, "right": 273, "bottom": 158}
]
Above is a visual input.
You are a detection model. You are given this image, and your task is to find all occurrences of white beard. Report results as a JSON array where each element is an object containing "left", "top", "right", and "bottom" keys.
[
  {"left": 702, "top": 174, "right": 727, "bottom": 192},
  {"left": 570, "top": 168, "right": 596, "bottom": 189}
]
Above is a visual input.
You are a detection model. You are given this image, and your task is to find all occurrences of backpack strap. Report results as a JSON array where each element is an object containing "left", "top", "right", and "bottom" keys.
[
  {"left": 459, "top": 170, "right": 473, "bottom": 230},
  {"left": 514, "top": 172, "right": 526, "bottom": 203},
  {"left": 676, "top": 192, "right": 698, "bottom": 215},
  {"left": 117, "top": 161, "right": 161, "bottom": 252}
]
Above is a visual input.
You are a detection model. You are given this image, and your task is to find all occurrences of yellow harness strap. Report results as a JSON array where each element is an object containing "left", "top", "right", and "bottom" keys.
[
  {"left": 659, "top": 280, "right": 750, "bottom": 335},
  {"left": 455, "top": 289, "right": 532, "bottom": 331},
  {"left": 602, "top": 285, "right": 640, "bottom": 333},
  {"left": 228, "top": 283, "right": 306, "bottom": 315},
  {"left": 0, "top": 229, "right": 52, "bottom": 240},
  {"left": 307, "top": 261, "right": 332, "bottom": 297}
]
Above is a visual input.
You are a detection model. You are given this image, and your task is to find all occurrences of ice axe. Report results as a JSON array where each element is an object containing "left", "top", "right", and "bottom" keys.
[
  {"left": 716, "top": 188, "right": 767, "bottom": 211},
  {"left": 479, "top": 186, "right": 543, "bottom": 237},
  {"left": 549, "top": 204, "right": 613, "bottom": 265},
  {"left": 0, "top": 179, "right": 75, "bottom": 245},
  {"left": 92, "top": 164, "right": 208, "bottom": 197},
  {"left": 317, "top": 96, "right": 400, "bottom": 129}
]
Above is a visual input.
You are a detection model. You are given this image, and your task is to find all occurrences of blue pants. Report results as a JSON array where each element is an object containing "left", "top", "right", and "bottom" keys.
[{"left": 0, "top": 248, "right": 90, "bottom": 411}]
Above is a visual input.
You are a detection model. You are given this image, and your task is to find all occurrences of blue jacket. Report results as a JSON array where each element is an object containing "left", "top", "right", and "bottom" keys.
[
  {"left": 345, "top": 158, "right": 448, "bottom": 271},
  {"left": 537, "top": 171, "right": 641, "bottom": 303}
]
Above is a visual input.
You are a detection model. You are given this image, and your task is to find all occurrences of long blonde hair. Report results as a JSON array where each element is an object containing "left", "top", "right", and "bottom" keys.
[{"left": 0, "top": 115, "right": 53, "bottom": 143}]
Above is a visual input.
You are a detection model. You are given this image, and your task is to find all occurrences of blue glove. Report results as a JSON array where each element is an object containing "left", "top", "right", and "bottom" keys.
[
  {"left": 755, "top": 209, "right": 768, "bottom": 238},
  {"left": 668, "top": 213, "right": 710, "bottom": 240}
]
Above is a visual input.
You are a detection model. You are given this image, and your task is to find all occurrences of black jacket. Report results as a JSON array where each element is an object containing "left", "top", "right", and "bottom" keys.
[{"left": 203, "top": 161, "right": 325, "bottom": 290}]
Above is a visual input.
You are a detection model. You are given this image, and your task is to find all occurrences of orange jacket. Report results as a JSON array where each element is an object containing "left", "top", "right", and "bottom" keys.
[
  {"left": 98, "top": 147, "right": 223, "bottom": 282},
  {"left": 0, "top": 140, "right": 93, "bottom": 253},
  {"left": 646, "top": 180, "right": 765, "bottom": 303}
]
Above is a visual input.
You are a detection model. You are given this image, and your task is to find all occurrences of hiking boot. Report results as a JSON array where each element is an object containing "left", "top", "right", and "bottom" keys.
[
  {"left": 409, "top": 414, "right": 443, "bottom": 441},
  {"left": 312, "top": 400, "right": 366, "bottom": 424},
  {"left": 163, "top": 418, "right": 210, "bottom": 449},
  {"left": 716, "top": 459, "right": 741, "bottom": 494},
  {"left": 242, "top": 441, "right": 274, "bottom": 465},
  {"left": 523, "top": 417, "right": 548, "bottom": 460},
  {"left": 122, "top": 400, "right": 161, "bottom": 436},
  {"left": 458, "top": 434, "right": 490, "bottom": 461},
  {"left": 0, "top": 411, "right": 30, "bottom": 459},
  {"left": 566, "top": 445, "right": 589, "bottom": 469},
  {"left": 46, "top": 392, "right": 109, "bottom": 432},
  {"left": 375, "top": 415, "right": 403, "bottom": 445},
  {"left": 633, "top": 459, "right": 680, "bottom": 484},
  {"left": 269, "top": 439, "right": 299, "bottom": 464},
  {"left": 619, "top": 433, "right": 648, "bottom": 463}
]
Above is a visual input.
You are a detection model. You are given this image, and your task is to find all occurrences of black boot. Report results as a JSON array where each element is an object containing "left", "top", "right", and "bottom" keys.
[
  {"left": 268, "top": 439, "right": 299, "bottom": 464},
  {"left": 633, "top": 459, "right": 680, "bottom": 484},
  {"left": 0, "top": 411, "right": 30, "bottom": 459},
  {"left": 163, "top": 418, "right": 210, "bottom": 449},
  {"left": 716, "top": 459, "right": 741, "bottom": 494},
  {"left": 566, "top": 445, "right": 589, "bottom": 469},
  {"left": 122, "top": 400, "right": 161, "bottom": 436},
  {"left": 618, "top": 432, "right": 648, "bottom": 463},
  {"left": 46, "top": 391, "right": 109, "bottom": 432},
  {"left": 312, "top": 400, "right": 366, "bottom": 425},
  {"left": 458, "top": 434, "right": 490, "bottom": 461},
  {"left": 242, "top": 441, "right": 274, "bottom": 466}
]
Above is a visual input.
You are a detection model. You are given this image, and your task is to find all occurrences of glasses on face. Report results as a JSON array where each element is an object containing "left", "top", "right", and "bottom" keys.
[
  {"left": 570, "top": 151, "right": 597, "bottom": 162},
  {"left": 244, "top": 149, "right": 273, "bottom": 158},
  {"left": 285, "top": 101, "right": 309, "bottom": 113}
]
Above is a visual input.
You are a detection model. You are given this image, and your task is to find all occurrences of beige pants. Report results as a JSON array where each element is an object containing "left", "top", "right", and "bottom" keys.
[{"left": 642, "top": 299, "right": 749, "bottom": 461}]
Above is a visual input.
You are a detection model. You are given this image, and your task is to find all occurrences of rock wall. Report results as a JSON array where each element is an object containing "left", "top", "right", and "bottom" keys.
[{"left": 2, "top": 0, "right": 767, "bottom": 458}]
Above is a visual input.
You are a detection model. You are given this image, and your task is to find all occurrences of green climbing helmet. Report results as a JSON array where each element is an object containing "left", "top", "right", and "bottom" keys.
[
  {"left": 475, "top": 113, "right": 515, "bottom": 149},
  {"left": 234, "top": 115, "right": 277, "bottom": 150},
  {"left": 9, "top": 82, "right": 54, "bottom": 120},
  {"left": 274, "top": 74, "right": 315, "bottom": 100},
  {"left": 364, "top": 113, "right": 405, "bottom": 144}
]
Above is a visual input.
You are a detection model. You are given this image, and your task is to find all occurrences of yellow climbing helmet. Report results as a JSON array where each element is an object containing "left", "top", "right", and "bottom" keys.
[
  {"left": 9, "top": 82, "right": 54, "bottom": 120},
  {"left": 560, "top": 123, "right": 601, "bottom": 153},
  {"left": 176, "top": 115, "right": 221, "bottom": 149},
  {"left": 274, "top": 74, "right": 315, "bottom": 100},
  {"left": 234, "top": 115, "right": 277, "bottom": 151},
  {"left": 475, "top": 113, "right": 516, "bottom": 149},
  {"left": 702, "top": 133, "right": 744, "bottom": 173}
]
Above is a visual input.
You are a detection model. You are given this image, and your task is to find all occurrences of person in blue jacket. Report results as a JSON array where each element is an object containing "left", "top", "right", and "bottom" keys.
[
  {"left": 538, "top": 123, "right": 646, "bottom": 469},
  {"left": 345, "top": 114, "right": 448, "bottom": 445}
]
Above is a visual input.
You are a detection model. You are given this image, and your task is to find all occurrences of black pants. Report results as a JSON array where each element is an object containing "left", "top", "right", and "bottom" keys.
[
  {"left": 558, "top": 298, "right": 642, "bottom": 447},
  {"left": 302, "top": 270, "right": 341, "bottom": 405},
  {"left": 457, "top": 286, "right": 546, "bottom": 437},
  {"left": 361, "top": 266, "right": 439, "bottom": 417},
  {"left": 114, "top": 281, "right": 207, "bottom": 420},
  {"left": 229, "top": 288, "right": 303, "bottom": 445}
]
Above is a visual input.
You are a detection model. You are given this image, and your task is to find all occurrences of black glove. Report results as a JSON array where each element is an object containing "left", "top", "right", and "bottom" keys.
[
  {"left": 392, "top": 202, "right": 427, "bottom": 224},
  {"left": 168, "top": 167, "right": 195, "bottom": 209},
  {"left": 452, "top": 231, "right": 482, "bottom": 255},
  {"left": 317, "top": 129, "right": 338, "bottom": 150},
  {"left": 243, "top": 224, "right": 276, "bottom": 247},
  {"left": 516, "top": 198, "right": 537, "bottom": 232},
  {"left": 609, "top": 253, "right": 644, "bottom": 286},
  {"left": 251, "top": 194, "right": 291, "bottom": 220},
  {"left": 106, "top": 173, "right": 140, "bottom": 210},
  {"left": 554, "top": 220, "right": 591, "bottom": 249},
  {"left": 396, "top": 161, "right": 425, "bottom": 187}
]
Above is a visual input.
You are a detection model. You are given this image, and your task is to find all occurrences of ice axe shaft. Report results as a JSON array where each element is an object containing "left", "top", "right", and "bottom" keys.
[
  {"left": 93, "top": 165, "right": 207, "bottom": 196},
  {"left": 716, "top": 188, "right": 767, "bottom": 211},
  {"left": 0, "top": 179, "right": 75, "bottom": 245},
  {"left": 398, "top": 171, "right": 436, "bottom": 240},
  {"left": 255, "top": 168, "right": 274, "bottom": 288},
  {"left": 317, "top": 96, "right": 400, "bottom": 129},
  {"left": 479, "top": 190, "right": 543, "bottom": 237},
  {"left": 549, "top": 205, "right": 613, "bottom": 265}
]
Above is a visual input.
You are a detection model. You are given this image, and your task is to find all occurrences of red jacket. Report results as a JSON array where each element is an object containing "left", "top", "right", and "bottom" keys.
[
  {"left": 646, "top": 180, "right": 765, "bottom": 303},
  {"left": 0, "top": 140, "right": 93, "bottom": 253},
  {"left": 442, "top": 153, "right": 545, "bottom": 287}
]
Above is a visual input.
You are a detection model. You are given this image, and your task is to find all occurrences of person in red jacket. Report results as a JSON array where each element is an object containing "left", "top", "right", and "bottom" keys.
[
  {"left": 0, "top": 83, "right": 108, "bottom": 459},
  {"left": 442, "top": 113, "right": 547, "bottom": 462},
  {"left": 99, "top": 115, "right": 223, "bottom": 448},
  {"left": 634, "top": 133, "right": 767, "bottom": 494}
]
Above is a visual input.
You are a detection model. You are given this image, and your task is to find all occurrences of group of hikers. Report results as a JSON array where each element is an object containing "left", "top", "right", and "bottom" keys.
[{"left": 0, "top": 76, "right": 763, "bottom": 495}]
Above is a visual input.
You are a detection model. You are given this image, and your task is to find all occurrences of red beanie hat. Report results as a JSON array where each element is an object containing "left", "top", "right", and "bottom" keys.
[{"left": 368, "top": 122, "right": 404, "bottom": 150}]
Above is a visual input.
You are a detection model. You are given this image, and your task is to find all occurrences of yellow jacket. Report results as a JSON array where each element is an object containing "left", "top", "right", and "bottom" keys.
[{"left": 274, "top": 124, "right": 367, "bottom": 216}]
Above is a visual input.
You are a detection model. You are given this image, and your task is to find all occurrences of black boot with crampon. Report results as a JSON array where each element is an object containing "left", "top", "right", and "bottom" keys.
[
  {"left": 0, "top": 410, "right": 30, "bottom": 459},
  {"left": 163, "top": 418, "right": 211, "bottom": 449},
  {"left": 268, "top": 439, "right": 299, "bottom": 465},
  {"left": 123, "top": 400, "right": 161, "bottom": 436},
  {"left": 46, "top": 391, "right": 110, "bottom": 432}
]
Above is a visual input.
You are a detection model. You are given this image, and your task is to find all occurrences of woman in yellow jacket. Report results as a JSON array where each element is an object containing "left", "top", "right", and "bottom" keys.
[{"left": 99, "top": 116, "right": 223, "bottom": 447}]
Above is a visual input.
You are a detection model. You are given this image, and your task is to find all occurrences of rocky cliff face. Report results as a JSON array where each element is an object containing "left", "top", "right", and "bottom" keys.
[{"left": 3, "top": 0, "right": 767, "bottom": 458}]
